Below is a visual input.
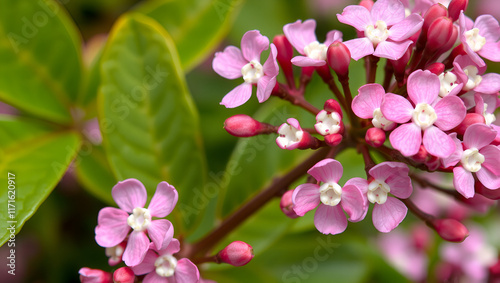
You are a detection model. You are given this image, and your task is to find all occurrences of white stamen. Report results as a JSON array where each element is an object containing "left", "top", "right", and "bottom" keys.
[
  {"left": 412, "top": 103, "right": 438, "bottom": 130},
  {"left": 319, "top": 182, "right": 343, "bottom": 206},
  {"left": 155, "top": 254, "right": 178, "bottom": 277},
  {"left": 315, "top": 110, "right": 341, "bottom": 135},
  {"left": 438, "top": 72, "right": 459, "bottom": 97},
  {"left": 483, "top": 103, "right": 496, "bottom": 125},
  {"left": 461, "top": 148, "right": 485, "bottom": 173},
  {"left": 241, "top": 60, "right": 264, "bottom": 84},
  {"left": 303, "top": 41, "right": 328, "bottom": 61},
  {"left": 465, "top": 28, "right": 486, "bottom": 52},
  {"left": 367, "top": 179, "right": 390, "bottom": 204},
  {"left": 105, "top": 244, "right": 124, "bottom": 263},
  {"left": 277, "top": 123, "right": 303, "bottom": 149},
  {"left": 365, "top": 20, "right": 390, "bottom": 45},
  {"left": 372, "top": 108, "right": 394, "bottom": 130},
  {"left": 127, "top": 207, "right": 152, "bottom": 232},
  {"left": 462, "top": 66, "right": 482, "bottom": 91}
]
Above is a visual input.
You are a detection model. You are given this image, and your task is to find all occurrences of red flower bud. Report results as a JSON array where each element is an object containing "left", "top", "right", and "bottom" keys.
[
  {"left": 425, "top": 62, "right": 445, "bottom": 75},
  {"left": 359, "top": 0, "right": 374, "bottom": 11},
  {"left": 224, "top": 114, "right": 275, "bottom": 137},
  {"left": 217, "top": 241, "right": 254, "bottom": 267},
  {"left": 79, "top": 268, "right": 112, "bottom": 283},
  {"left": 430, "top": 218, "right": 469, "bottom": 242},
  {"left": 323, "top": 99, "right": 343, "bottom": 117},
  {"left": 280, "top": 190, "right": 299, "bottom": 219},
  {"left": 113, "top": 267, "right": 135, "bottom": 283},
  {"left": 325, "top": 133, "right": 343, "bottom": 147},
  {"left": 427, "top": 17, "right": 454, "bottom": 52},
  {"left": 423, "top": 4, "right": 448, "bottom": 34},
  {"left": 412, "top": 145, "right": 430, "bottom": 163},
  {"left": 448, "top": 0, "right": 469, "bottom": 22},
  {"left": 475, "top": 182, "right": 500, "bottom": 200},
  {"left": 365, "top": 127, "right": 386, "bottom": 147},
  {"left": 453, "top": 113, "right": 485, "bottom": 136},
  {"left": 327, "top": 42, "right": 351, "bottom": 79},
  {"left": 273, "top": 35, "right": 295, "bottom": 87}
]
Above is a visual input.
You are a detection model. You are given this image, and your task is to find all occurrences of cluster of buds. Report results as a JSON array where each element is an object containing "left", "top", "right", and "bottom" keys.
[{"left": 214, "top": 0, "right": 500, "bottom": 242}]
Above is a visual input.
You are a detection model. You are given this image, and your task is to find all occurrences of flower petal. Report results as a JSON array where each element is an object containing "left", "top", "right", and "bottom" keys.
[
  {"left": 373, "top": 40, "right": 412, "bottom": 60},
  {"left": 147, "top": 219, "right": 173, "bottom": 250},
  {"left": 337, "top": 5, "right": 372, "bottom": 31},
  {"left": 307, "top": 158, "right": 343, "bottom": 184},
  {"left": 477, "top": 42, "right": 500, "bottom": 63},
  {"left": 407, "top": 70, "right": 440, "bottom": 105},
  {"left": 212, "top": 46, "right": 246, "bottom": 79},
  {"left": 463, "top": 123, "right": 497, "bottom": 150},
  {"left": 123, "top": 231, "right": 150, "bottom": 266},
  {"left": 131, "top": 249, "right": 157, "bottom": 275},
  {"left": 388, "top": 13, "right": 423, "bottom": 41},
  {"left": 475, "top": 15, "right": 500, "bottom": 42},
  {"left": 433, "top": 95, "right": 466, "bottom": 131},
  {"left": 352, "top": 83, "right": 386, "bottom": 119},
  {"left": 343, "top": 38, "right": 374, "bottom": 61},
  {"left": 291, "top": 55, "right": 326, "bottom": 67},
  {"left": 292, "top": 183, "right": 320, "bottom": 216},
  {"left": 345, "top": 177, "right": 369, "bottom": 195},
  {"left": 372, "top": 197, "right": 407, "bottom": 233},
  {"left": 175, "top": 258, "right": 200, "bottom": 283},
  {"left": 283, "top": 19, "right": 318, "bottom": 53},
  {"left": 369, "top": 161, "right": 408, "bottom": 181},
  {"left": 475, "top": 73, "right": 500, "bottom": 94},
  {"left": 112, "top": 179, "right": 148, "bottom": 212},
  {"left": 256, "top": 74, "right": 276, "bottom": 103},
  {"left": 389, "top": 123, "right": 422, "bottom": 157},
  {"left": 423, "top": 126, "right": 456, "bottom": 158},
  {"left": 314, "top": 204, "right": 347, "bottom": 235},
  {"left": 324, "top": 30, "right": 343, "bottom": 46},
  {"left": 95, "top": 207, "right": 130, "bottom": 247},
  {"left": 380, "top": 93, "right": 413, "bottom": 123},
  {"left": 480, "top": 145, "right": 500, "bottom": 176},
  {"left": 148, "top": 182, "right": 178, "bottom": 217},
  {"left": 263, "top": 43, "right": 279, "bottom": 77},
  {"left": 220, "top": 83, "right": 253, "bottom": 108},
  {"left": 441, "top": 133, "right": 463, "bottom": 168},
  {"left": 241, "top": 30, "right": 269, "bottom": 62},
  {"left": 453, "top": 166, "right": 475, "bottom": 198},
  {"left": 476, "top": 166, "right": 500, "bottom": 190},
  {"left": 341, "top": 184, "right": 368, "bottom": 222},
  {"left": 160, "top": 238, "right": 181, "bottom": 256},
  {"left": 371, "top": 0, "right": 405, "bottom": 26}
]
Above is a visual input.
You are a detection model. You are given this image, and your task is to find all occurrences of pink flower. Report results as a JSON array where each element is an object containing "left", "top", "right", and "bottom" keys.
[
  {"left": 95, "top": 179, "right": 177, "bottom": 266},
  {"left": 292, "top": 159, "right": 366, "bottom": 235},
  {"left": 213, "top": 30, "right": 279, "bottom": 108},
  {"left": 381, "top": 70, "right": 466, "bottom": 158},
  {"left": 442, "top": 124, "right": 500, "bottom": 198},
  {"left": 79, "top": 267, "right": 112, "bottom": 283},
  {"left": 283, "top": 19, "right": 343, "bottom": 67},
  {"left": 131, "top": 239, "right": 200, "bottom": 283},
  {"left": 351, "top": 162, "right": 413, "bottom": 232},
  {"left": 473, "top": 93, "right": 500, "bottom": 142},
  {"left": 453, "top": 55, "right": 500, "bottom": 94},
  {"left": 351, "top": 83, "right": 396, "bottom": 131},
  {"left": 337, "top": 0, "right": 423, "bottom": 60},
  {"left": 459, "top": 11, "right": 500, "bottom": 67}
]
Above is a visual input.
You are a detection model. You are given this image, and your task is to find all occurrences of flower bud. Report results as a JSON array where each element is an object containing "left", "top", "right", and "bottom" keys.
[
  {"left": 79, "top": 267, "right": 112, "bottom": 283},
  {"left": 224, "top": 114, "right": 275, "bottom": 137},
  {"left": 430, "top": 218, "right": 469, "bottom": 242},
  {"left": 273, "top": 35, "right": 295, "bottom": 87},
  {"left": 475, "top": 182, "right": 500, "bottom": 200},
  {"left": 489, "top": 257, "right": 500, "bottom": 280},
  {"left": 390, "top": 48, "right": 411, "bottom": 85},
  {"left": 426, "top": 17, "right": 454, "bottom": 53},
  {"left": 323, "top": 99, "right": 343, "bottom": 117},
  {"left": 448, "top": 0, "right": 468, "bottom": 22},
  {"left": 280, "top": 190, "right": 299, "bottom": 218},
  {"left": 423, "top": 4, "right": 448, "bottom": 34},
  {"left": 453, "top": 113, "right": 485, "bottom": 136},
  {"left": 359, "top": 0, "right": 374, "bottom": 11},
  {"left": 438, "top": 25, "right": 458, "bottom": 54},
  {"left": 425, "top": 62, "right": 445, "bottom": 75},
  {"left": 365, "top": 127, "right": 386, "bottom": 147},
  {"left": 327, "top": 42, "right": 351, "bottom": 79},
  {"left": 325, "top": 133, "right": 343, "bottom": 147},
  {"left": 113, "top": 267, "right": 135, "bottom": 283},
  {"left": 412, "top": 145, "right": 430, "bottom": 163},
  {"left": 217, "top": 241, "right": 254, "bottom": 266}
]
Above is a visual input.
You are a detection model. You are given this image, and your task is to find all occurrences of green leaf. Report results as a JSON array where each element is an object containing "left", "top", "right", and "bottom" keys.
[
  {"left": 136, "top": 0, "right": 243, "bottom": 72},
  {"left": 74, "top": 145, "right": 117, "bottom": 205},
  {"left": 98, "top": 13, "right": 207, "bottom": 231},
  {"left": 0, "top": 117, "right": 81, "bottom": 246},
  {"left": 0, "top": 0, "right": 83, "bottom": 124},
  {"left": 79, "top": 41, "right": 105, "bottom": 109}
]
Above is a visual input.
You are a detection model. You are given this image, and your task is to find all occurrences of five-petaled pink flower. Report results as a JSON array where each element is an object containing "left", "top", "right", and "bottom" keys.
[
  {"left": 348, "top": 162, "right": 413, "bottom": 232},
  {"left": 131, "top": 239, "right": 200, "bottom": 283},
  {"left": 442, "top": 124, "right": 500, "bottom": 198},
  {"left": 292, "top": 158, "right": 367, "bottom": 235},
  {"left": 381, "top": 70, "right": 466, "bottom": 158},
  {"left": 213, "top": 30, "right": 279, "bottom": 108},
  {"left": 95, "top": 179, "right": 178, "bottom": 266},
  {"left": 459, "top": 11, "right": 500, "bottom": 67},
  {"left": 337, "top": 0, "right": 423, "bottom": 60},
  {"left": 283, "top": 19, "right": 343, "bottom": 67}
]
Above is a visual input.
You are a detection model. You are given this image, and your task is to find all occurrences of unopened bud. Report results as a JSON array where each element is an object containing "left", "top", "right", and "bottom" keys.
[
  {"left": 224, "top": 114, "right": 275, "bottom": 137},
  {"left": 323, "top": 99, "right": 343, "bottom": 117},
  {"left": 448, "top": 0, "right": 468, "bottom": 22},
  {"left": 359, "top": 0, "right": 374, "bottom": 10},
  {"left": 430, "top": 218, "right": 469, "bottom": 242},
  {"left": 412, "top": 145, "right": 430, "bottom": 163},
  {"left": 217, "top": 241, "right": 254, "bottom": 266},
  {"left": 489, "top": 257, "right": 500, "bottom": 280},
  {"left": 327, "top": 42, "right": 351, "bottom": 79},
  {"left": 425, "top": 62, "right": 445, "bottom": 75},
  {"left": 325, "top": 133, "right": 343, "bottom": 147},
  {"left": 438, "top": 25, "right": 458, "bottom": 54},
  {"left": 79, "top": 268, "right": 112, "bottom": 283},
  {"left": 476, "top": 182, "right": 500, "bottom": 200},
  {"left": 427, "top": 17, "right": 454, "bottom": 52},
  {"left": 273, "top": 35, "right": 295, "bottom": 87},
  {"left": 365, "top": 127, "right": 386, "bottom": 147},
  {"left": 423, "top": 4, "right": 448, "bottom": 34},
  {"left": 280, "top": 190, "right": 299, "bottom": 218},
  {"left": 453, "top": 113, "right": 485, "bottom": 136},
  {"left": 113, "top": 267, "right": 135, "bottom": 283}
]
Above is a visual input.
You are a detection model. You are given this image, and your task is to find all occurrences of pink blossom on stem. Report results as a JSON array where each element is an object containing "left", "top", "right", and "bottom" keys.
[
  {"left": 352, "top": 83, "right": 396, "bottom": 131},
  {"left": 459, "top": 11, "right": 500, "bottom": 67},
  {"left": 213, "top": 30, "right": 279, "bottom": 108},
  {"left": 283, "top": 19, "right": 343, "bottom": 67},
  {"left": 95, "top": 179, "right": 177, "bottom": 266},
  {"left": 276, "top": 118, "right": 320, "bottom": 150},
  {"left": 292, "top": 159, "right": 367, "bottom": 235},
  {"left": 131, "top": 239, "right": 200, "bottom": 283},
  {"left": 381, "top": 70, "right": 466, "bottom": 158},
  {"left": 337, "top": 0, "right": 423, "bottom": 60}
]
